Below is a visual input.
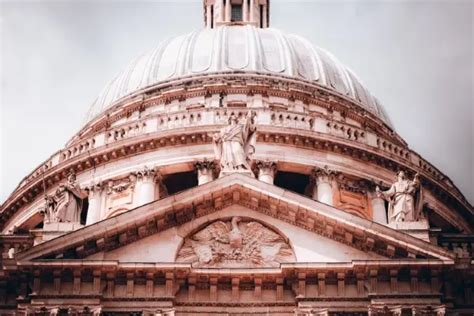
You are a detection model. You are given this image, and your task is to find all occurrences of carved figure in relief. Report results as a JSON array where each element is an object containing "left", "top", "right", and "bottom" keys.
[
  {"left": 44, "top": 172, "right": 87, "bottom": 223},
  {"left": 376, "top": 171, "right": 422, "bottom": 223},
  {"left": 176, "top": 217, "right": 295, "bottom": 267},
  {"left": 212, "top": 111, "right": 257, "bottom": 173}
]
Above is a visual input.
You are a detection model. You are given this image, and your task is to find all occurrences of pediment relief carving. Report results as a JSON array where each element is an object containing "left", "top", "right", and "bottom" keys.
[{"left": 176, "top": 216, "right": 295, "bottom": 267}]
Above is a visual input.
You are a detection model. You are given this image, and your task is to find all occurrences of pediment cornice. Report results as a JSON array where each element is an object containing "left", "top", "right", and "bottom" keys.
[{"left": 16, "top": 174, "right": 455, "bottom": 263}]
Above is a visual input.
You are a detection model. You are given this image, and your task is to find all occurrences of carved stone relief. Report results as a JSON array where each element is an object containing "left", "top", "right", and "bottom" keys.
[
  {"left": 176, "top": 217, "right": 295, "bottom": 267},
  {"left": 105, "top": 174, "right": 137, "bottom": 217}
]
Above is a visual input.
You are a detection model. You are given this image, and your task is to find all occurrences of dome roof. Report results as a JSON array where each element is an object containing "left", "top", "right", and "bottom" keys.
[{"left": 86, "top": 25, "right": 392, "bottom": 125}]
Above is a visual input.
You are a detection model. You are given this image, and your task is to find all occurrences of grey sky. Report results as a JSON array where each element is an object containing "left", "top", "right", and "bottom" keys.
[{"left": 1, "top": 0, "right": 473, "bottom": 205}]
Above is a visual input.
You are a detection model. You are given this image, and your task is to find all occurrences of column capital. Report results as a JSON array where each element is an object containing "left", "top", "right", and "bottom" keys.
[
  {"left": 136, "top": 166, "right": 161, "bottom": 183},
  {"left": 311, "top": 165, "right": 338, "bottom": 185},
  {"left": 84, "top": 182, "right": 104, "bottom": 199},
  {"left": 195, "top": 159, "right": 217, "bottom": 185},
  {"left": 255, "top": 160, "right": 277, "bottom": 184},
  {"left": 195, "top": 159, "right": 217, "bottom": 174},
  {"left": 255, "top": 160, "right": 277, "bottom": 174}
]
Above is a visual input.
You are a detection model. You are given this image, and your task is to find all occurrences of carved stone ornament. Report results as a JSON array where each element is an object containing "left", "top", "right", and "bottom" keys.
[
  {"left": 176, "top": 217, "right": 295, "bottom": 267},
  {"left": 106, "top": 174, "right": 137, "bottom": 195}
]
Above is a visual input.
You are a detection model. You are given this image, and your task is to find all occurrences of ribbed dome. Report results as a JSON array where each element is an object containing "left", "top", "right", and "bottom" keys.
[{"left": 86, "top": 25, "right": 392, "bottom": 125}]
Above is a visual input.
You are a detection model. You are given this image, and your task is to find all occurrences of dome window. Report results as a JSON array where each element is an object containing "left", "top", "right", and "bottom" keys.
[{"left": 231, "top": 4, "right": 243, "bottom": 22}]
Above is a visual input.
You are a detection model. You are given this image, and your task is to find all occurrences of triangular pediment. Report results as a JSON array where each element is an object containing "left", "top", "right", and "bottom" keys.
[
  {"left": 17, "top": 173, "right": 454, "bottom": 264},
  {"left": 85, "top": 204, "right": 387, "bottom": 265}
]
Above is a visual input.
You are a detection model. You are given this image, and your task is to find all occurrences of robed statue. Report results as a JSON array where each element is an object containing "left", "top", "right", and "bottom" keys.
[
  {"left": 212, "top": 111, "right": 257, "bottom": 173},
  {"left": 376, "top": 171, "right": 423, "bottom": 223},
  {"left": 43, "top": 172, "right": 87, "bottom": 223}
]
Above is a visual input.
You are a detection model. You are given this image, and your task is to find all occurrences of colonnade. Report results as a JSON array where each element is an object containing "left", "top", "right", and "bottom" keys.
[
  {"left": 205, "top": 0, "right": 269, "bottom": 28},
  {"left": 84, "top": 160, "right": 388, "bottom": 227}
]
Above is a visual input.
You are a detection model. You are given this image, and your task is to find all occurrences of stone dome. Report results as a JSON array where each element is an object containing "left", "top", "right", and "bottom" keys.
[{"left": 86, "top": 25, "right": 392, "bottom": 126}]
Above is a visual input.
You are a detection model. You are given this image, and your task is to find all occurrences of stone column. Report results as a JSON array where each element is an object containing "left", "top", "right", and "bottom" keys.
[
  {"left": 225, "top": 0, "right": 231, "bottom": 22},
  {"left": 85, "top": 183, "right": 103, "bottom": 225},
  {"left": 242, "top": 0, "right": 249, "bottom": 22},
  {"left": 256, "top": 161, "right": 277, "bottom": 184},
  {"left": 249, "top": 0, "right": 255, "bottom": 23},
  {"left": 311, "top": 166, "right": 337, "bottom": 206},
  {"left": 135, "top": 167, "right": 158, "bottom": 206},
  {"left": 262, "top": 3, "right": 268, "bottom": 27},
  {"left": 195, "top": 160, "right": 216, "bottom": 185},
  {"left": 206, "top": 5, "right": 212, "bottom": 28},
  {"left": 369, "top": 191, "right": 387, "bottom": 224}
]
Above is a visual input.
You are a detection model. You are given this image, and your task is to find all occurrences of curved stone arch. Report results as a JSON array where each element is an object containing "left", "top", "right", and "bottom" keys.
[{"left": 174, "top": 212, "right": 297, "bottom": 266}]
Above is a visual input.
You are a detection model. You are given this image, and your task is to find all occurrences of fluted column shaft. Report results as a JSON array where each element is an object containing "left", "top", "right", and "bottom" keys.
[
  {"left": 85, "top": 183, "right": 103, "bottom": 225},
  {"left": 135, "top": 167, "right": 159, "bottom": 206},
  {"left": 206, "top": 5, "right": 212, "bottom": 28},
  {"left": 311, "top": 166, "right": 337, "bottom": 206},
  {"left": 370, "top": 192, "right": 387, "bottom": 224},
  {"left": 242, "top": 0, "right": 249, "bottom": 22},
  {"left": 225, "top": 0, "right": 231, "bottom": 22}
]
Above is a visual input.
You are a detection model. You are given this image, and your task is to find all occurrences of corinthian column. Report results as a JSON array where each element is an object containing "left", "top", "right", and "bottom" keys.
[
  {"left": 85, "top": 183, "right": 103, "bottom": 225},
  {"left": 135, "top": 166, "right": 159, "bottom": 206},
  {"left": 256, "top": 161, "right": 277, "bottom": 184},
  {"left": 195, "top": 160, "right": 216, "bottom": 185},
  {"left": 311, "top": 166, "right": 337, "bottom": 206},
  {"left": 243, "top": 0, "right": 249, "bottom": 22},
  {"left": 225, "top": 0, "right": 231, "bottom": 22}
]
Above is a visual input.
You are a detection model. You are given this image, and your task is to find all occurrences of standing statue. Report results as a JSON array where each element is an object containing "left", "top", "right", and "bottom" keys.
[
  {"left": 43, "top": 172, "right": 87, "bottom": 224},
  {"left": 376, "top": 171, "right": 423, "bottom": 223},
  {"left": 212, "top": 111, "right": 257, "bottom": 173}
]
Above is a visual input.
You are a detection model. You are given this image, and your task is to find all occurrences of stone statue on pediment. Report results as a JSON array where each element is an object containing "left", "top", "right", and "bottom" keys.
[
  {"left": 44, "top": 172, "right": 87, "bottom": 224},
  {"left": 376, "top": 171, "right": 423, "bottom": 223},
  {"left": 212, "top": 111, "right": 257, "bottom": 174}
]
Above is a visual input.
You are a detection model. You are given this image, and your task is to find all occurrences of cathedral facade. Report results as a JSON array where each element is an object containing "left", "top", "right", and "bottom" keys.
[{"left": 1, "top": 1, "right": 473, "bottom": 315}]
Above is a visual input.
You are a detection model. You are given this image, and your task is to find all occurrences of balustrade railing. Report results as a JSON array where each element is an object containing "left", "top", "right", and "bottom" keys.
[{"left": 12, "top": 107, "right": 468, "bottom": 209}]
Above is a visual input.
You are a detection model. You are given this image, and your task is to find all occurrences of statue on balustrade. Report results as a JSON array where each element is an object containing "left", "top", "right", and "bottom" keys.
[
  {"left": 43, "top": 172, "right": 87, "bottom": 223},
  {"left": 212, "top": 111, "right": 257, "bottom": 173},
  {"left": 376, "top": 171, "right": 423, "bottom": 223}
]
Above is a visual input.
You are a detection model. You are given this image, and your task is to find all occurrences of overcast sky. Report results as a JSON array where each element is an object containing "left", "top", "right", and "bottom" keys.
[{"left": 1, "top": 0, "right": 472, "bottom": 205}]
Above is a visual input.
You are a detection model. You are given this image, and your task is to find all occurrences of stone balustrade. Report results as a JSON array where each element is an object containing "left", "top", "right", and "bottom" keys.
[
  {"left": 106, "top": 122, "right": 147, "bottom": 143},
  {"left": 61, "top": 138, "right": 96, "bottom": 161},
  {"left": 376, "top": 137, "right": 410, "bottom": 161}
]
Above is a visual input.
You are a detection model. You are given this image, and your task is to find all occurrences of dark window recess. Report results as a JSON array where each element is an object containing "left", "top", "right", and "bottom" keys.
[
  {"left": 163, "top": 171, "right": 198, "bottom": 195},
  {"left": 259, "top": 5, "right": 263, "bottom": 28},
  {"left": 231, "top": 4, "right": 243, "bottom": 22},
  {"left": 211, "top": 5, "right": 214, "bottom": 28},
  {"left": 274, "top": 171, "right": 310, "bottom": 196},
  {"left": 80, "top": 198, "right": 89, "bottom": 225}
]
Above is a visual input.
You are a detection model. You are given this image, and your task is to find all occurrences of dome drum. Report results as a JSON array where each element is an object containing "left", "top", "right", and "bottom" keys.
[{"left": 1, "top": 86, "right": 472, "bottom": 234}]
